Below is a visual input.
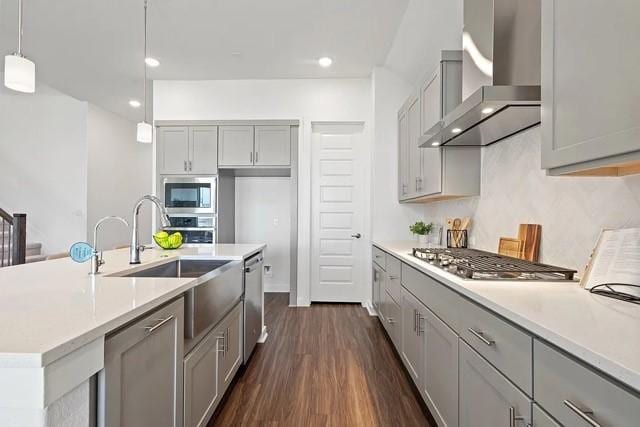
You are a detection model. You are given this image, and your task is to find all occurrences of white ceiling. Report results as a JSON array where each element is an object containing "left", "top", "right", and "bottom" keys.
[{"left": 0, "top": 0, "right": 409, "bottom": 121}]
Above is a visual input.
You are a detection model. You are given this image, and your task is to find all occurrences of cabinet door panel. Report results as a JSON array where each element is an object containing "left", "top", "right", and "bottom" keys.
[
  {"left": 372, "top": 265, "right": 382, "bottom": 315},
  {"left": 100, "top": 298, "right": 184, "bottom": 427},
  {"left": 407, "top": 96, "right": 422, "bottom": 195},
  {"left": 459, "top": 341, "right": 531, "bottom": 427},
  {"left": 220, "top": 303, "right": 243, "bottom": 391},
  {"left": 398, "top": 110, "right": 410, "bottom": 200},
  {"left": 420, "top": 70, "right": 442, "bottom": 135},
  {"left": 159, "top": 127, "right": 189, "bottom": 175},
  {"left": 189, "top": 127, "right": 218, "bottom": 175},
  {"left": 183, "top": 325, "right": 222, "bottom": 427},
  {"left": 400, "top": 288, "right": 424, "bottom": 386},
  {"left": 541, "top": 0, "right": 640, "bottom": 170},
  {"left": 254, "top": 126, "right": 291, "bottom": 166},
  {"left": 218, "top": 126, "right": 254, "bottom": 166},
  {"left": 423, "top": 307, "right": 458, "bottom": 427}
]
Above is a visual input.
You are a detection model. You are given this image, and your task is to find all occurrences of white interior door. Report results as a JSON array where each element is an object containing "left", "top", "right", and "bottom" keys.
[{"left": 311, "top": 123, "right": 365, "bottom": 302}]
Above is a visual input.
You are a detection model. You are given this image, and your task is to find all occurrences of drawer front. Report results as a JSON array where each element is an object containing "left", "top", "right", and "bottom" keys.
[
  {"left": 533, "top": 404, "right": 560, "bottom": 427},
  {"left": 372, "top": 246, "right": 386, "bottom": 270},
  {"left": 534, "top": 340, "right": 640, "bottom": 427},
  {"left": 382, "top": 290, "right": 401, "bottom": 348},
  {"left": 401, "top": 263, "right": 461, "bottom": 333},
  {"left": 459, "top": 297, "right": 532, "bottom": 395},
  {"left": 385, "top": 255, "right": 402, "bottom": 304}
]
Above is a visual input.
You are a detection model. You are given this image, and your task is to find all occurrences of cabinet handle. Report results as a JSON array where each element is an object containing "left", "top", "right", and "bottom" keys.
[
  {"left": 255, "top": 151, "right": 259, "bottom": 163},
  {"left": 509, "top": 407, "right": 525, "bottom": 427},
  {"left": 417, "top": 315, "right": 424, "bottom": 336},
  {"left": 250, "top": 152, "right": 253, "bottom": 163},
  {"left": 217, "top": 335, "right": 225, "bottom": 354},
  {"left": 388, "top": 275, "right": 399, "bottom": 280},
  {"left": 188, "top": 160, "right": 192, "bottom": 171},
  {"left": 144, "top": 316, "right": 174, "bottom": 334},
  {"left": 387, "top": 317, "right": 395, "bottom": 324},
  {"left": 413, "top": 310, "right": 417, "bottom": 332},
  {"left": 467, "top": 328, "right": 495, "bottom": 346},
  {"left": 563, "top": 400, "right": 600, "bottom": 427},
  {"left": 184, "top": 160, "right": 187, "bottom": 172}
]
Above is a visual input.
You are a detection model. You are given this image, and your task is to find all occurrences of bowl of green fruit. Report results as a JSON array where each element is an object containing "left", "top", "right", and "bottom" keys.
[{"left": 153, "top": 230, "right": 184, "bottom": 250}]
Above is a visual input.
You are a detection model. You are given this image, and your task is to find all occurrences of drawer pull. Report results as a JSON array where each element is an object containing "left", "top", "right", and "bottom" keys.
[
  {"left": 563, "top": 400, "right": 601, "bottom": 427},
  {"left": 468, "top": 328, "right": 495, "bottom": 346},
  {"left": 417, "top": 315, "right": 424, "bottom": 336},
  {"left": 144, "top": 316, "right": 174, "bottom": 334},
  {"left": 509, "top": 407, "right": 525, "bottom": 427},
  {"left": 387, "top": 317, "right": 395, "bottom": 324},
  {"left": 388, "top": 275, "right": 399, "bottom": 279}
]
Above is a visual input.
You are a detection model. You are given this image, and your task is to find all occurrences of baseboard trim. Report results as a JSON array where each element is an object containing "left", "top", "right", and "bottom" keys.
[
  {"left": 362, "top": 300, "right": 377, "bottom": 316},
  {"left": 264, "top": 283, "right": 290, "bottom": 293},
  {"left": 257, "top": 326, "right": 268, "bottom": 343}
]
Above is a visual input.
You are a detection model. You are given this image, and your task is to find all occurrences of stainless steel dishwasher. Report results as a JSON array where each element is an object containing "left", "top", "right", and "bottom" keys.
[{"left": 243, "top": 252, "right": 263, "bottom": 362}]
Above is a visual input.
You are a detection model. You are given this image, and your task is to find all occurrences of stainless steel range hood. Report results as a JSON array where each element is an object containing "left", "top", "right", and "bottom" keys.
[{"left": 420, "top": 0, "right": 541, "bottom": 148}]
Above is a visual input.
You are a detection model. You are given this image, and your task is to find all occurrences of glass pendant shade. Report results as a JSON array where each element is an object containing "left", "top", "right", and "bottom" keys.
[
  {"left": 4, "top": 54, "right": 35, "bottom": 93},
  {"left": 136, "top": 121, "right": 153, "bottom": 143}
]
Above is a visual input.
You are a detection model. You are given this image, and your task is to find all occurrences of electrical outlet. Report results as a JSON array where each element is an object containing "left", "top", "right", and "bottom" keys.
[{"left": 263, "top": 264, "right": 273, "bottom": 277}]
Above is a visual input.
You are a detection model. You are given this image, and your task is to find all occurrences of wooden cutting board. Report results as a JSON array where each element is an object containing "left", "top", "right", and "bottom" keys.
[
  {"left": 498, "top": 238, "right": 524, "bottom": 259},
  {"left": 518, "top": 224, "right": 541, "bottom": 262}
]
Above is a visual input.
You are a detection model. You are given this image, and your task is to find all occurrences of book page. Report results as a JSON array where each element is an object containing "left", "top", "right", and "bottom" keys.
[{"left": 582, "top": 228, "right": 640, "bottom": 291}]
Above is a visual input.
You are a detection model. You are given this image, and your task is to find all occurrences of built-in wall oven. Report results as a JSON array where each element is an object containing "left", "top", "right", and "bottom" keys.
[
  {"left": 166, "top": 215, "right": 216, "bottom": 245},
  {"left": 162, "top": 176, "right": 216, "bottom": 214}
]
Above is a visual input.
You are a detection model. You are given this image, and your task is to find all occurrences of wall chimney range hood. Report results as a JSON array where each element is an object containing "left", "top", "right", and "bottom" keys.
[{"left": 420, "top": 0, "right": 541, "bottom": 148}]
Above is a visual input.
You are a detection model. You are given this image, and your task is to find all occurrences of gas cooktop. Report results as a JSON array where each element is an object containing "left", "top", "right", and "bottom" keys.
[{"left": 412, "top": 248, "right": 577, "bottom": 281}]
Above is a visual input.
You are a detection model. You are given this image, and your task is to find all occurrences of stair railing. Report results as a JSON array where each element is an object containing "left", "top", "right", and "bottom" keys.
[{"left": 0, "top": 208, "right": 27, "bottom": 267}]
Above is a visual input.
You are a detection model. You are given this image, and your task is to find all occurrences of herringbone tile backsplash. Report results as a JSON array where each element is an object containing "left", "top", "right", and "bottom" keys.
[{"left": 423, "top": 126, "right": 640, "bottom": 275}]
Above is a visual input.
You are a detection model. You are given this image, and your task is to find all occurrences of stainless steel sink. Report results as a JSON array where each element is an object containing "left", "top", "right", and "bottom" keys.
[
  {"left": 118, "top": 258, "right": 243, "bottom": 352},
  {"left": 122, "top": 259, "right": 233, "bottom": 278}
]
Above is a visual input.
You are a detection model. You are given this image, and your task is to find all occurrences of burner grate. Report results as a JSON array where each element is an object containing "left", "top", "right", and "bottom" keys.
[{"left": 412, "top": 248, "right": 576, "bottom": 280}]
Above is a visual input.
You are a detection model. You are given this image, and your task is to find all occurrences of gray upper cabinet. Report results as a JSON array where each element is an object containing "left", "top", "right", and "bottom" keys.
[
  {"left": 218, "top": 126, "right": 255, "bottom": 167},
  {"left": 459, "top": 341, "right": 531, "bottom": 427},
  {"left": 254, "top": 126, "right": 291, "bottom": 166},
  {"left": 189, "top": 127, "right": 218, "bottom": 175},
  {"left": 541, "top": 0, "right": 640, "bottom": 176},
  {"left": 398, "top": 51, "right": 481, "bottom": 203},
  {"left": 158, "top": 126, "right": 218, "bottom": 175},
  {"left": 158, "top": 127, "right": 190, "bottom": 175},
  {"left": 100, "top": 298, "right": 184, "bottom": 427}
]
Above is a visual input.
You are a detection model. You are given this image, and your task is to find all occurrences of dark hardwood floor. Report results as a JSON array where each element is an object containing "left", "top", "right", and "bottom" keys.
[{"left": 209, "top": 293, "right": 433, "bottom": 426}]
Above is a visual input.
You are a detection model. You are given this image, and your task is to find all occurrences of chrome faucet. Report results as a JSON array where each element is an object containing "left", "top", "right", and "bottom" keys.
[
  {"left": 130, "top": 195, "right": 171, "bottom": 264},
  {"left": 91, "top": 216, "right": 129, "bottom": 275}
]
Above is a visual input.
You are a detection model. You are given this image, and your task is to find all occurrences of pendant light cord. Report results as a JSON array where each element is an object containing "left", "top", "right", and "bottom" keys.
[
  {"left": 17, "top": 0, "right": 23, "bottom": 55},
  {"left": 143, "top": 0, "right": 148, "bottom": 123}
]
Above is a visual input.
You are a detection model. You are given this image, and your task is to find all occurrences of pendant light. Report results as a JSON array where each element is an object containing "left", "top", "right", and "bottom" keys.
[
  {"left": 4, "top": 0, "right": 35, "bottom": 93},
  {"left": 136, "top": 0, "right": 153, "bottom": 143}
]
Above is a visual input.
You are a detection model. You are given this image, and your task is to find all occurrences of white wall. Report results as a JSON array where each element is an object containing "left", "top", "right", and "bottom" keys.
[
  {"left": 154, "top": 78, "right": 372, "bottom": 305},
  {"left": 235, "top": 177, "right": 291, "bottom": 292},
  {"left": 371, "top": 0, "right": 463, "bottom": 242},
  {"left": 86, "top": 104, "right": 153, "bottom": 250},
  {"left": 422, "top": 127, "right": 640, "bottom": 274},
  {"left": 0, "top": 81, "right": 88, "bottom": 255}
]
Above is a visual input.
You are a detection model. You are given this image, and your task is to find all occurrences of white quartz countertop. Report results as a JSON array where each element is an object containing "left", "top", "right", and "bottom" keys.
[
  {"left": 373, "top": 241, "right": 640, "bottom": 393},
  {"left": 0, "top": 244, "right": 265, "bottom": 368}
]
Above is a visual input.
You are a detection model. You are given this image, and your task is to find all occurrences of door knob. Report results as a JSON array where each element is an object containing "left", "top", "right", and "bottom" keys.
[{"left": 351, "top": 233, "right": 362, "bottom": 239}]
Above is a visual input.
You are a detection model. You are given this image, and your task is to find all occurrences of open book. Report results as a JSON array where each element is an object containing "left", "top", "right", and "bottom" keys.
[{"left": 581, "top": 228, "right": 640, "bottom": 303}]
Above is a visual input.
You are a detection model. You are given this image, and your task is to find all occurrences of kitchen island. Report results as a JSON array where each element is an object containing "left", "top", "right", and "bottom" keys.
[{"left": 0, "top": 244, "right": 265, "bottom": 426}]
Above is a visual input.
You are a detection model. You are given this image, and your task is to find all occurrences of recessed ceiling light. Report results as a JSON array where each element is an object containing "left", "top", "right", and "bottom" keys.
[
  {"left": 431, "top": 142, "right": 441, "bottom": 147},
  {"left": 482, "top": 107, "right": 495, "bottom": 114},
  {"left": 451, "top": 128, "right": 462, "bottom": 134},
  {"left": 145, "top": 57, "right": 160, "bottom": 67},
  {"left": 318, "top": 57, "right": 333, "bottom": 68},
  {"left": 129, "top": 99, "right": 141, "bottom": 108}
]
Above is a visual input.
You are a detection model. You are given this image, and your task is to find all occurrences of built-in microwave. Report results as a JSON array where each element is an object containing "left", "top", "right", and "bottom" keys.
[{"left": 162, "top": 177, "right": 216, "bottom": 214}]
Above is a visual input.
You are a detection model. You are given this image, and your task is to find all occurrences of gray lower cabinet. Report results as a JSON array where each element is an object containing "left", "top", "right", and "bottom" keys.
[
  {"left": 381, "top": 289, "right": 400, "bottom": 348},
  {"left": 422, "top": 307, "right": 458, "bottom": 427},
  {"left": 400, "top": 288, "right": 425, "bottom": 386},
  {"left": 99, "top": 298, "right": 184, "bottom": 427},
  {"left": 532, "top": 404, "right": 561, "bottom": 427},
  {"left": 373, "top": 262, "right": 386, "bottom": 322},
  {"left": 541, "top": 0, "right": 640, "bottom": 176},
  {"left": 183, "top": 323, "right": 223, "bottom": 427},
  {"left": 183, "top": 301, "right": 243, "bottom": 427},
  {"left": 459, "top": 341, "right": 531, "bottom": 427},
  {"left": 534, "top": 339, "right": 640, "bottom": 427}
]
